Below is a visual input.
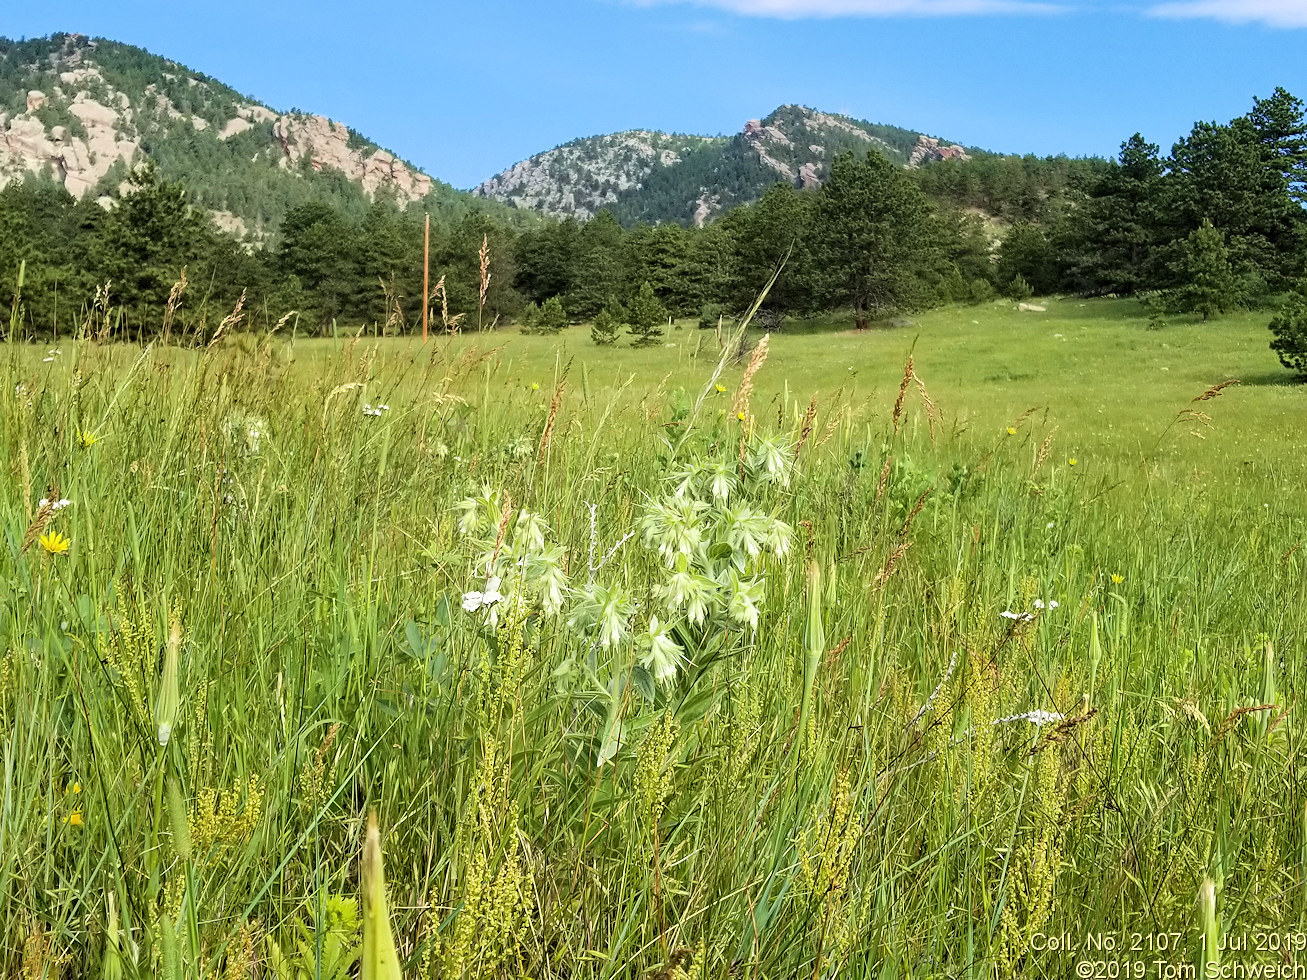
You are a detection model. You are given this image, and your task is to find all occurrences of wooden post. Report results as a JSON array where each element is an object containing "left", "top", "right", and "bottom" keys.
[{"left": 421, "top": 214, "right": 430, "bottom": 342}]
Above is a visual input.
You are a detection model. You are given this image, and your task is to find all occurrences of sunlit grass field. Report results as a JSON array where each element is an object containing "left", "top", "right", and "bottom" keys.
[{"left": 3, "top": 297, "right": 1306, "bottom": 979}]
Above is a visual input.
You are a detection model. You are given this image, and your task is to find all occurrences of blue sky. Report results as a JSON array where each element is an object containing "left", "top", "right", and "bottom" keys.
[{"left": 7, "top": 0, "right": 1303, "bottom": 189}]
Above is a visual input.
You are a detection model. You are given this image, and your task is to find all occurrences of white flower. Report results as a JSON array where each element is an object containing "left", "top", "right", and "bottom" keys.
[
  {"left": 639, "top": 615, "right": 685, "bottom": 685},
  {"left": 455, "top": 486, "right": 500, "bottom": 537},
  {"left": 521, "top": 544, "right": 569, "bottom": 617},
  {"left": 723, "top": 568, "right": 764, "bottom": 629},
  {"left": 764, "top": 518, "right": 793, "bottom": 560},
  {"left": 512, "top": 509, "right": 549, "bottom": 553},
  {"left": 38, "top": 498, "right": 72, "bottom": 512},
  {"left": 462, "top": 575, "right": 504, "bottom": 613},
  {"left": 722, "top": 503, "right": 772, "bottom": 564},
  {"left": 656, "top": 559, "right": 718, "bottom": 625},
  {"left": 747, "top": 434, "right": 794, "bottom": 488},
  {"left": 995, "top": 709, "right": 1064, "bottom": 727},
  {"left": 568, "top": 582, "right": 635, "bottom": 649},
  {"left": 1000, "top": 610, "right": 1035, "bottom": 623},
  {"left": 641, "top": 495, "right": 709, "bottom": 566},
  {"left": 1032, "top": 599, "right": 1059, "bottom": 610}
]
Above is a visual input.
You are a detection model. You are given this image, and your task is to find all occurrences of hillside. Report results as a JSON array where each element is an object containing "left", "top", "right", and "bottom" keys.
[
  {"left": 0, "top": 33, "right": 516, "bottom": 237},
  {"left": 474, "top": 104, "right": 972, "bottom": 225}
]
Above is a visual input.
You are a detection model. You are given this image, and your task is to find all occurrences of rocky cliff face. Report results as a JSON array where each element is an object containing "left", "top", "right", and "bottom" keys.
[
  {"left": 0, "top": 33, "right": 463, "bottom": 236},
  {"left": 473, "top": 130, "right": 725, "bottom": 219},
  {"left": 475, "top": 104, "right": 971, "bottom": 226}
]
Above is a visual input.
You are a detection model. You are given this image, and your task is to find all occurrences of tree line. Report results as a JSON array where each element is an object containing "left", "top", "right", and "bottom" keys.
[{"left": 2, "top": 89, "right": 1304, "bottom": 343}]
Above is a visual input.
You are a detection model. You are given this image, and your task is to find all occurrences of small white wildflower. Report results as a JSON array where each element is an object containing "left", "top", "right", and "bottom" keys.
[
  {"left": 995, "top": 709, "right": 1064, "bottom": 727},
  {"left": 1000, "top": 610, "right": 1035, "bottom": 623},
  {"left": 461, "top": 575, "right": 504, "bottom": 613},
  {"left": 1046, "top": 522, "right": 1055, "bottom": 529}
]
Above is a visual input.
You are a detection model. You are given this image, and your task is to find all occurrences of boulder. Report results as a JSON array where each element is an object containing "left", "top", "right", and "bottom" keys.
[{"left": 1017, "top": 303, "right": 1047, "bottom": 312}]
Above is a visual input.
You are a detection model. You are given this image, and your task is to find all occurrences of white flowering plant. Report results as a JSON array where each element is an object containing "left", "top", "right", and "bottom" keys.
[{"left": 449, "top": 430, "right": 797, "bottom": 764}]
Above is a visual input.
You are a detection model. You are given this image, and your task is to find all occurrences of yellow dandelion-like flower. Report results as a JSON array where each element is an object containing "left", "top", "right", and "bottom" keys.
[
  {"left": 736, "top": 411, "right": 747, "bottom": 422},
  {"left": 530, "top": 383, "right": 540, "bottom": 392},
  {"left": 1068, "top": 458, "right": 1078, "bottom": 467},
  {"left": 1111, "top": 573, "right": 1124, "bottom": 585},
  {"left": 39, "top": 530, "right": 71, "bottom": 556},
  {"left": 715, "top": 384, "right": 726, "bottom": 393},
  {"left": 1006, "top": 427, "right": 1017, "bottom": 436},
  {"left": 72, "top": 782, "right": 82, "bottom": 794},
  {"left": 78, "top": 430, "right": 98, "bottom": 448},
  {"left": 66, "top": 810, "right": 83, "bottom": 827}
]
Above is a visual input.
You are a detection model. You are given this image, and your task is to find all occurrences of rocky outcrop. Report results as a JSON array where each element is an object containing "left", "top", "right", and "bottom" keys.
[
  {"left": 1, "top": 94, "right": 141, "bottom": 198},
  {"left": 474, "top": 130, "right": 722, "bottom": 219},
  {"left": 270, "top": 113, "right": 434, "bottom": 204},
  {"left": 908, "top": 135, "right": 971, "bottom": 168},
  {"left": 0, "top": 35, "right": 446, "bottom": 228}
]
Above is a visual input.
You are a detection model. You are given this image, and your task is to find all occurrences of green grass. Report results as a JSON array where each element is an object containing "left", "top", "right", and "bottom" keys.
[{"left": 2, "top": 297, "right": 1306, "bottom": 979}]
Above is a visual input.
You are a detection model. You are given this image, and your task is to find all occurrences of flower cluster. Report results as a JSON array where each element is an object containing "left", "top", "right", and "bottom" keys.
[
  {"left": 454, "top": 488, "right": 569, "bottom": 627},
  {"left": 1001, "top": 599, "right": 1058, "bottom": 622},
  {"left": 38, "top": 498, "right": 72, "bottom": 513},
  {"left": 362, "top": 403, "right": 391, "bottom": 418}
]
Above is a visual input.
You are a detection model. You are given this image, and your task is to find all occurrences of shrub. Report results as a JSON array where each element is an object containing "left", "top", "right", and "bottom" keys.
[
  {"left": 518, "top": 302, "right": 539, "bottom": 331},
  {"left": 699, "top": 302, "right": 724, "bottom": 331},
  {"left": 1005, "top": 274, "right": 1034, "bottom": 301},
  {"left": 966, "top": 278, "right": 996, "bottom": 304}
]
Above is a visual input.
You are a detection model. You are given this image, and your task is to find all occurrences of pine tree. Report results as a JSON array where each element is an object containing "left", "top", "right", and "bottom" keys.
[
  {"left": 590, "top": 304, "right": 622, "bottom": 346},
  {"left": 1163, "top": 219, "right": 1239, "bottom": 321},
  {"left": 807, "top": 151, "right": 938, "bottom": 327},
  {"left": 535, "top": 295, "right": 568, "bottom": 334},
  {"left": 626, "top": 281, "right": 667, "bottom": 347},
  {"left": 1269, "top": 282, "right": 1307, "bottom": 377},
  {"left": 1065, "top": 134, "right": 1165, "bottom": 295}
]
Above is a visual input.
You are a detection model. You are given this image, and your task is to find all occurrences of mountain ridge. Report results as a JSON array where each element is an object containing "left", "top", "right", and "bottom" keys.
[
  {"left": 473, "top": 104, "right": 972, "bottom": 226},
  {"left": 0, "top": 32, "right": 516, "bottom": 237}
]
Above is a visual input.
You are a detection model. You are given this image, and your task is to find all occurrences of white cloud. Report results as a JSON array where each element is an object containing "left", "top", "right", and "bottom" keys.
[
  {"left": 1149, "top": 0, "right": 1307, "bottom": 27},
  {"left": 630, "top": 0, "right": 1064, "bottom": 18}
]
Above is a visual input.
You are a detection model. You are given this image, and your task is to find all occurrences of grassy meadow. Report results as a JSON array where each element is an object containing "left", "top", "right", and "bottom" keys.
[{"left": 3, "top": 297, "right": 1307, "bottom": 979}]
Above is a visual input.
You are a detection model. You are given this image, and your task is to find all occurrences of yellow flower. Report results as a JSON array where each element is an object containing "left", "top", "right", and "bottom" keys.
[
  {"left": 715, "top": 384, "right": 726, "bottom": 393},
  {"left": 1068, "top": 458, "right": 1078, "bottom": 467},
  {"left": 1111, "top": 573, "right": 1124, "bottom": 585},
  {"left": 736, "top": 411, "right": 747, "bottom": 422},
  {"left": 72, "top": 782, "right": 82, "bottom": 794},
  {"left": 1006, "top": 427, "right": 1017, "bottom": 435},
  {"left": 39, "top": 530, "right": 71, "bottom": 556},
  {"left": 78, "top": 430, "right": 98, "bottom": 448},
  {"left": 66, "top": 810, "right": 83, "bottom": 827},
  {"left": 530, "top": 383, "right": 540, "bottom": 392}
]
